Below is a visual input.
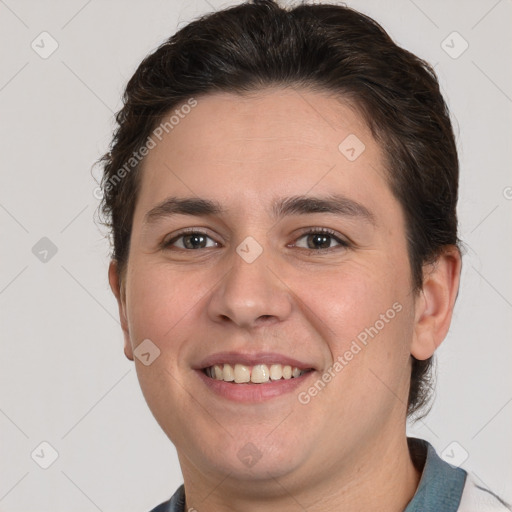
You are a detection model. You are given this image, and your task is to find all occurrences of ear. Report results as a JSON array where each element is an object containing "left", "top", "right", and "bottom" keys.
[
  {"left": 411, "top": 246, "right": 462, "bottom": 360},
  {"left": 108, "top": 260, "right": 134, "bottom": 361}
]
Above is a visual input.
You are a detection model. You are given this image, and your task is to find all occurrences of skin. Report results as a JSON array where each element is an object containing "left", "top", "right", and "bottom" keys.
[{"left": 109, "top": 87, "right": 461, "bottom": 511}]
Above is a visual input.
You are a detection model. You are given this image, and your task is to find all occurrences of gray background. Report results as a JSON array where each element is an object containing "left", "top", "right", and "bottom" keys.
[{"left": 0, "top": 0, "right": 511, "bottom": 510}]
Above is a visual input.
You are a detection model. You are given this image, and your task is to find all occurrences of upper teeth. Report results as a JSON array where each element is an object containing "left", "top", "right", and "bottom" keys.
[{"left": 205, "top": 363, "right": 309, "bottom": 383}]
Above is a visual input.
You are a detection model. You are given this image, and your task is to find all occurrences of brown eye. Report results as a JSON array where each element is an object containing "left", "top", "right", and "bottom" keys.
[
  {"left": 164, "top": 231, "right": 218, "bottom": 250},
  {"left": 294, "top": 229, "right": 348, "bottom": 251}
]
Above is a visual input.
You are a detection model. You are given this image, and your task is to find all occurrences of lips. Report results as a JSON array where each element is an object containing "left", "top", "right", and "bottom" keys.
[
  {"left": 195, "top": 351, "right": 316, "bottom": 372},
  {"left": 195, "top": 361, "right": 317, "bottom": 402}
]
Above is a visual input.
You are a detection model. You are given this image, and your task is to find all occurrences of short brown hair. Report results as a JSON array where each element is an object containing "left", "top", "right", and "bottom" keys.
[{"left": 98, "top": 0, "right": 460, "bottom": 418}]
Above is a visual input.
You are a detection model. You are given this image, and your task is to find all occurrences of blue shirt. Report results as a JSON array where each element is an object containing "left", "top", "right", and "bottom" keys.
[{"left": 149, "top": 437, "right": 468, "bottom": 512}]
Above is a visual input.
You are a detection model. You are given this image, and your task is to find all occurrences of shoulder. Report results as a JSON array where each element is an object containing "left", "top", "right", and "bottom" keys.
[
  {"left": 148, "top": 499, "right": 172, "bottom": 512},
  {"left": 458, "top": 472, "right": 511, "bottom": 512},
  {"left": 148, "top": 484, "right": 185, "bottom": 512}
]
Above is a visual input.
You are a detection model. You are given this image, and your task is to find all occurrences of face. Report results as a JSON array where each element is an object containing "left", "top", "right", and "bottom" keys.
[{"left": 112, "top": 87, "right": 427, "bottom": 487}]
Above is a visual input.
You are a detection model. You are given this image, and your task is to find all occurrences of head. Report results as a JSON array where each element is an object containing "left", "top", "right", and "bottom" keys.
[{"left": 100, "top": 0, "right": 461, "bottom": 486}]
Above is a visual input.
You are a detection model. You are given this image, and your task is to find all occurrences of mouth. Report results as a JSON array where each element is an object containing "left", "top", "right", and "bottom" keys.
[
  {"left": 194, "top": 352, "right": 317, "bottom": 402},
  {"left": 202, "top": 363, "right": 315, "bottom": 384}
]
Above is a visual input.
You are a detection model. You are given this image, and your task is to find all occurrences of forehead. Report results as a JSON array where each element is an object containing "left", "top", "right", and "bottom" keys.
[
  {"left": 161, "top": 87, "right": 372, "bottom": 163},
  {"left": 134, "top": 87, "right": 394, "bottom": 222}
]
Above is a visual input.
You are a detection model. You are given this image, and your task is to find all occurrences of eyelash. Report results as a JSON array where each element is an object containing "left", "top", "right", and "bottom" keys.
[{"left": 162, "top": 227, "right": 350, "bottom": 253}]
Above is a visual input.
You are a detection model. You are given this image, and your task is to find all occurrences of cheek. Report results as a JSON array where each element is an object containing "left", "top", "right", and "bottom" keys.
[
  {"left": 297, "top": 259, "right": 406, "bottom": 347},
  {"left": 124, "top": 261, "right": 206, "bottom": 350},
  {"left": 123, "top": 263, "right": 205, "bottom": 439},
  {"left": 293, "top": 258, "right": 413, "bottom": 399}
]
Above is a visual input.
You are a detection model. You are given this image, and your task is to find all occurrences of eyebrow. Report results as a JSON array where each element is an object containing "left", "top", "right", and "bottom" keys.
[{"left": 143, "top": 194, "right": 376, "bottom": 226}]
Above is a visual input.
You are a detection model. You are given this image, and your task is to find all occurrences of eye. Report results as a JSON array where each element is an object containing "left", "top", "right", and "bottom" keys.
[
  {"left": 293, "top": 228, "right": 349, "bottom": 251},
  {"left": 161, "top": 227, "right": 349, "bottom": 252},
  {"left": 163, "top": 230, "right": 219, "bottom": 250}
]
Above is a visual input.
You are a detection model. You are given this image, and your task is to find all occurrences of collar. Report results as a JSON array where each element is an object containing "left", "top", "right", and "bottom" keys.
[{"left": 405, "top": 437, "right": 467, "bottom": 511}]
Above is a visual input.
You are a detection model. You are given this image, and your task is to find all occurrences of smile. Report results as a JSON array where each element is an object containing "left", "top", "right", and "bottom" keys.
[{"left": 203, "top": 363, "right": 313, "bottom": 384}]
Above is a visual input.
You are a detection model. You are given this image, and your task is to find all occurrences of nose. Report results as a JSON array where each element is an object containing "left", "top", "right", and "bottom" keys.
[{"left": 206, "top": 243, "right": 293, "bottom": 330}]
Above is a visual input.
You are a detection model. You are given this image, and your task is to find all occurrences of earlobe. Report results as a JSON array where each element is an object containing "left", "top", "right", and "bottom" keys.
[
  {"left": 411, "top": 246, "right": 462, "bottom": 361},
  {"left": 108, "top": 260, "right": 134, "bottom": 361}
]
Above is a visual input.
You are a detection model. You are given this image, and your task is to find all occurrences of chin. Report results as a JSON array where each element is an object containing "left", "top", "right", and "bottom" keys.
[{"left": 200, "top": 430, "right": 307, "bottom": 481}]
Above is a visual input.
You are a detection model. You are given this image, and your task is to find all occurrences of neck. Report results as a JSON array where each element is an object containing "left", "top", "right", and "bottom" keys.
[{"left": 178, "top": 431, "right": 422, "bottom": 512}]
